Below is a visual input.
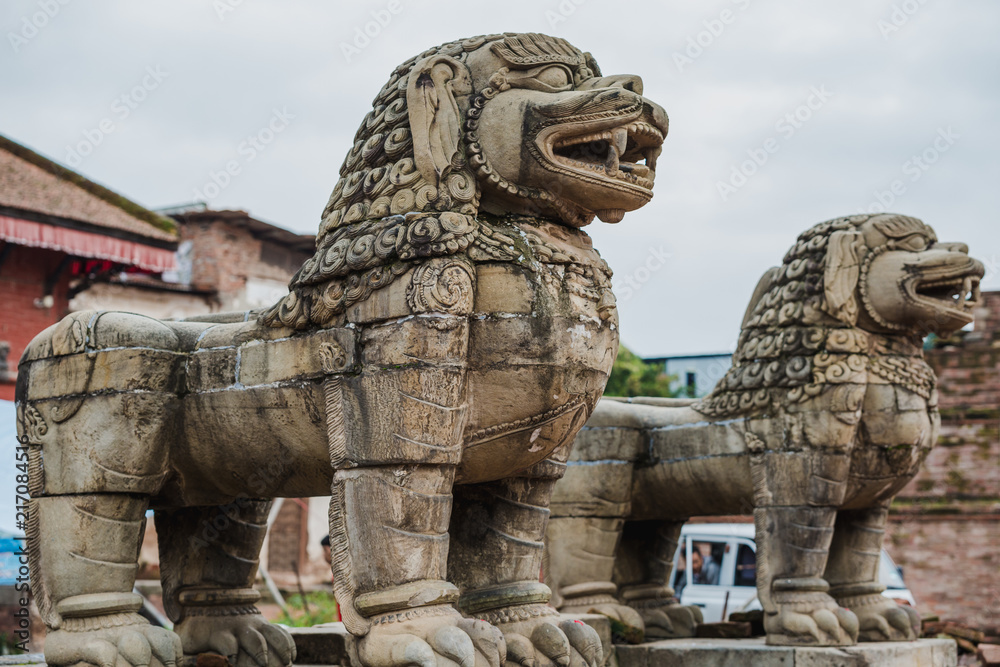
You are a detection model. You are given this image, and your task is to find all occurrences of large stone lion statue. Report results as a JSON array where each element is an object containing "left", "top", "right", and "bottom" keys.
[
  {"left": 544, "top": 213, "right": 983, "bottom": 646},
  {"left": 16, "top": 33, "right": 667, "bottom": 667}
]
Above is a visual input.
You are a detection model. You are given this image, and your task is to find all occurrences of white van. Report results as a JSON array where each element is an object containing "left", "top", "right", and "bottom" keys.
[{"left": 669, "top": 523, "right": 916, "bottom": 623}]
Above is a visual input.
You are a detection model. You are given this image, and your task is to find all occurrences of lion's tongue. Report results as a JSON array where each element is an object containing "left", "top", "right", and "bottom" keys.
[{"left": 596, "top": 209, "right": 625, "bottom": 223}]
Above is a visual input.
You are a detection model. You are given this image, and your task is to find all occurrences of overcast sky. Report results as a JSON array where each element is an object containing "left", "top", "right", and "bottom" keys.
[{"left": 4, "top": 0, "right": 998, "bottom": 357}]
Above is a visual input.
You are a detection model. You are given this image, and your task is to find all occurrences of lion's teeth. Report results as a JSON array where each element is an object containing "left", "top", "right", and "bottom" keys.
[
  {"left": 613, "top": 127, "right": 628, "bottom": 155},
  {"left": 644, "top": 146, "right": 662, "bottom": 172}
]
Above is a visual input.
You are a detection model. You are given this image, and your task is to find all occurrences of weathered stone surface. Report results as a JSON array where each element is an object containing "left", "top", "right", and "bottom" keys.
[
  {"left": 547, "top": 215, "right": 985, "bottom": 647},
  {"left": 615, "top": 637, "right": 957, "bottom": 667},
  {"left": 16, "top": 32, "right": 668, "bottom": 667}
]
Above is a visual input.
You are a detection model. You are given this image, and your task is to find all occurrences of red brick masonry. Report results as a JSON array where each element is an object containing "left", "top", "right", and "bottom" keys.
[{"left": 887, "top": 291, "right": 1000, "bottom": 630}]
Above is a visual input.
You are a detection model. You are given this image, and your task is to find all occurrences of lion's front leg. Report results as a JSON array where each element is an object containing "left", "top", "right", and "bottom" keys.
[
  {"left": 30, "top": 494, "right": 183, "bottom": 667},
  {"left": 615, "top": 520, "right": 702, "bottom": 641},
  {"left": 825, "top": 503, "right": 920, "bottom": 642},
  {"left": 545, "top": 459, "right": 646, "bottom": 644},
  {"left": 332, "top": 312, "right": 503, "bottom": 667},
  {"left": 450, "top": 459, "right": 603, "bottom": 667},
  {"left": 749, "top": 414, "right": 860, "bottom": 647},
  {"left": 155, "top": 501, "right": 296, "bottom": 667},
  {"left": 335, "top": 465, "right": 504, "bottom": 667}
]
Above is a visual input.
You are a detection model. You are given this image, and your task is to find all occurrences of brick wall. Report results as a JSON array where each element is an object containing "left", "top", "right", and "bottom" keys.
[
  {"left": 182, "top": 219, "right": 305, "bottom": 302},
  {"left": 267, "top": 498, "right": 309, "bottom": 582},
  {"left": 0, "top": 245, "right": 72, "bottom": 400},
  {"left": 887, "top": 290, "right": 1000, "bottom": 630}
]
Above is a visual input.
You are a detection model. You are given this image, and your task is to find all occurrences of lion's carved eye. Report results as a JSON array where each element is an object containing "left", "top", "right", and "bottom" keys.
[
  {"left": 536, "top": 65, "right": 572, "bottom": 89},
  {"left": 895, "top": 234, "right": 929, "bottom": 252},
  {"left": 505, "top": 64, "right": 575, "bottom": 92}
]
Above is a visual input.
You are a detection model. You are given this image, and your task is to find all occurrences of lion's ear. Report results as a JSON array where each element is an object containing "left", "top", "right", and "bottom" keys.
[
  {"left": 742, "top": 266, "right": 781, "bottom": 330},
  {"left": 823, "top": 230, "right": 863, "bottom": 325},
  {"left": 406, "top": 55, "right": 472, "bottom": 188}
]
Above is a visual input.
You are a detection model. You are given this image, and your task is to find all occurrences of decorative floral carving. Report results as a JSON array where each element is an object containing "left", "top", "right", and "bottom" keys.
[
  {"left": 406, "top": 257, "right": 476, "bottom": 317},
  {"left": 318, "top": 341, "right": 348, "bottom": 374},
  {"left": 20, "top": 404, "right": 48, "bottom": 443}
]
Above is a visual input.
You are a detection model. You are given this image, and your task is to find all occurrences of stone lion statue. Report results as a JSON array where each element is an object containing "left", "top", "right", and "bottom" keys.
[
  {"left": 544, "top": 213, "right": 983, "bottom": 646},
  {"left": 16, "top": 33, "right": 668, "bottom": 667}
]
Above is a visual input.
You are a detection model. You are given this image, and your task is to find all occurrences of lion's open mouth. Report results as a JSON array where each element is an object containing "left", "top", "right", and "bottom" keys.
[
  {"left": 914, "top": 273, "right": 981, "bottom": 311},
  {"left": 551, "top": 120, "right": 663, "bottom": 192}
]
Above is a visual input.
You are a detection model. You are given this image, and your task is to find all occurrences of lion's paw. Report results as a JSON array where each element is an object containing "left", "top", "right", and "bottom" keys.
[
  {"left": 562, "top": 597, "right": 644, "bottom": 644},
  {"left": 765, "top": 593, "right": 859, "bottom": 646},
  {"left": 357, "top": 606, "right": 504, "bottom": 667},
  {"left": 631, "top": 599, "right": 702, "bottom": 640},
  {"left": 45, "top": 615, "right": 183, "bottom": 667},
  {"left": 175, "top": 612, "right": 296, "bottom": 667},
  {"left": 841, "top": 594, "right": 920, "bottom": 642},
  {"left": 487, "top": 605, "right": 602, "bottom": 667}
]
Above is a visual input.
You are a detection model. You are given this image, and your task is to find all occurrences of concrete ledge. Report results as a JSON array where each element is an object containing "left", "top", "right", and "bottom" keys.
[{"left": 615, "top": 637, "right": 957, "bottom": 667}]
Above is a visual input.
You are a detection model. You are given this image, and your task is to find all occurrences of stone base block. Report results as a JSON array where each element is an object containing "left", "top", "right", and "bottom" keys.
[
  {"left": 615, "top": 637, "right": 957, "bottom": 667},
  {"left": 287, "top": 614, "right": 614, "bottom": 667}
]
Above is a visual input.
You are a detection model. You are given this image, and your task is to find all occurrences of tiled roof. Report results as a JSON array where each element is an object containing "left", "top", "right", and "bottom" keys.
[{"left": 0, "top": 134, "right": 176, "bottom": 243}]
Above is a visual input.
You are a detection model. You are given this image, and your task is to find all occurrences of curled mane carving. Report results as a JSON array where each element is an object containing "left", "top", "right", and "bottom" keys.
[
  {"left": 260, "top": 33, "right": 602, "bottom": 330},
  {"left": 696, "top": 213, "right": 934, "bottom": 419}
]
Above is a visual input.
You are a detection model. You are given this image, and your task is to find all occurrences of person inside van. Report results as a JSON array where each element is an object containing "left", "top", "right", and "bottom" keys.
[{"left": 692, "top": 543, "right": 721, "bottom": 586}]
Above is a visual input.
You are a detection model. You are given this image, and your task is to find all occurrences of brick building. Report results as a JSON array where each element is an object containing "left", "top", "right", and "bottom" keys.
[
  {"left": 0, "top": 134, "right": 178, "bottom": 401},
  {"left": 71, "top": 207, "right": 314, "bottom": 319},
  {"left": 886, "top": 290, "right": 1000, "bottom": 631}
]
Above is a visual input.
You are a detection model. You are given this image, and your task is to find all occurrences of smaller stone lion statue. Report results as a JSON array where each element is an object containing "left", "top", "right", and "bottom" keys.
[{"left": 544, "top": 213, "right": 984, "bottom": 646}]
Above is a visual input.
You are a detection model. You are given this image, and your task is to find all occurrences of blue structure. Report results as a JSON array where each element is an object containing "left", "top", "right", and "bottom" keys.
[{"left": 645, "top": 353, "right": 733, "bottom": 398}]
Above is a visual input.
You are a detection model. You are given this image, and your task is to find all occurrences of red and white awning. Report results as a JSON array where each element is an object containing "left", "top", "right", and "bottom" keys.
[{"left": 0, "top": 215, "right": 176, "bottom": 272}]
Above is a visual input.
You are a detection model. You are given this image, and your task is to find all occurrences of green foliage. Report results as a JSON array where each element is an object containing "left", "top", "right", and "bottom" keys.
[
  {"left": 604, "top": 345, "right": 680, "bottom": 398},
  {"left": 276, "top": 591, "right": 340, "bottom": 627}
]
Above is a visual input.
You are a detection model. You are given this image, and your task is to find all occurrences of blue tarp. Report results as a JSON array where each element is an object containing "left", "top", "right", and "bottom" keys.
[
  {"left": 1, "top": 400, "right": 21, "bottom": 537},
  {"left": 1, "top": 400, "right": 27, "bottom": 585}
]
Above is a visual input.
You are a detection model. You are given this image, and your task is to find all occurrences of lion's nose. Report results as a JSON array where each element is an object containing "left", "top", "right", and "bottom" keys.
[
  {"left": 581, "top": 74, "right": 644, "bottom": 95},
  {"left": 938, "top": 242, "right": 969, "bottom": 254}
]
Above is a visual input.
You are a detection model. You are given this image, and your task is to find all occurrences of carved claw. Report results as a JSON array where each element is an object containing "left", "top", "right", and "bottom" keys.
[
  {"left": 558, "top": 620, "right": 601, "bottom": 667},
  {"left": 493, "top": 609, "right": 601, "bottom": 667},
  {"left": 175, "top": 613, "right": 296, "bottom": 667},
  {"left": 44, "top": 620, "right": 183, "bottom": 667},
  {"left": 381, "top": 633, "right": 437, "bottom": 667},
  {"left": 504, "top": 632, "right": 537, "bottom": 667},
  {"left": 531, "top": 623, "right": 571, "bottom": 666},
  {"left": 570, "top": 603, "right": 643, "bottom": 644},
  {"left": 634, "top": 602, "right": 702, "bottom": 640},
  {"left": 431, "top": 626, "right": 476, "bottom": 667},
  {"left": 356, "top": 607, "right": 505, "bottom": 667},
  {"left": 851, "top": 598, "right": 920, "bottom": 642},
  {"left": 765, "top": 596, "right": 858, "bottom": 646},
  {"left": 458, "top": 619, "right": 506, "bottom": 667}
]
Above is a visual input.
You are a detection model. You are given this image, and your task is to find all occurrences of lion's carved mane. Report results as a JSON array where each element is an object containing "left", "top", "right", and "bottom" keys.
[{"left": 696, "top": 213, "right": 936, "bottom": 420}]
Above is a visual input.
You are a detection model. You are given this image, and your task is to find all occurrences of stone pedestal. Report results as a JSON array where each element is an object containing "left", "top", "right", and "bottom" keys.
[
  {"left": 615, "top": 637, "right": 957, "bottom": 667},
  {"left": 288, "top": 614, "right": 614, "bottom": 667}
]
